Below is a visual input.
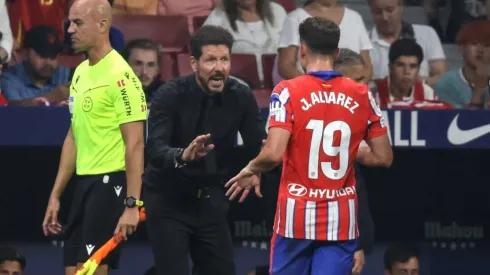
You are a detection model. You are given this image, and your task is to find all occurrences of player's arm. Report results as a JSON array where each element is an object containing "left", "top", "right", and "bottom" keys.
[
  {"left": 245, "top": 83, "right": 293, "bottom": 174},
  {"left": 113, "top": 73, "right": 148, "bottom": 200},
  {"left": 357, "top": 91, "right": 393, "bottom": 167},
  {"left": 50, "top": 127, "right": 77, "bottom": 199}
]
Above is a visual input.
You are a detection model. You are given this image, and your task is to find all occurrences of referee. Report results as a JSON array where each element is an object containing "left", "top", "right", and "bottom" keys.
[
  {"left": 144, "top": 25, "right": 266, "bottom": 275},
  {"left": 41, "top": 1, "right": 147, "bottom": 275}
]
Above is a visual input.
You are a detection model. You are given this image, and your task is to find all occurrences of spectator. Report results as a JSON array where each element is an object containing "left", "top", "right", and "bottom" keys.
[
  {"left": 121, "top": 38, "right": 164, "bottom": 103},
  {"left": 434, "top": 20, "right": 490, "bottom": 109},
  {"left": 368, "top": 39, "right": 445, "bottom": 109},
  {"left": 424, "top": 0, "right": 490, "bottom": 43},
  {"left": 0, "top": 25, "right": 71, "bottom": 106},
  {"left": 334, "top": 48, "right": 367, "bottom": 83},
  {"left": 112, "top": 0, "right": 158, "bottom": 15},
  {"left": 0, "top": 0, "right": 13, "bottom": 63},
  {"left": 368, "top": 0, "right": 446, "bottom": 86},
  {"left": 64, "top": 0, "right": 125, "bottom": 52},
  {"left": 0, "top": 246, "right": 26, "bottom": 275},
  {"left": 273, "top": 0, "right": 373, "bottom": 86},
  {"left": 384, "top": 243, "right": 420, "bottom": 275},
  {"left": 204, "top": 0, "right": 287, "bottom": 82}
]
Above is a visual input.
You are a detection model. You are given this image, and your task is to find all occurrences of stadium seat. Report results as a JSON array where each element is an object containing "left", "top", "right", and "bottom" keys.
[
  {"left": 193, "top": 16, "right": 208, "bottom": 32},
  {"left": 231, "top": 54, "right": 261, "bottom": 89},
  {"left": 58, "top": 53, "right": 86, "bottom": 68},
  {"left": 261, "top": 54, "right": 276, "bottom": 88},
  {"left": 275, "top": 0, "right": 296, "bottom": 12},
  {"left": 176, "top": 53, "right": 193, "bottom": 77},
  {"left": 112, "top": 15, "right": 190, "bottom": 53},
  {"left": 160, "top": 53, "right": 177, "bottom": 81},
  {"left": 252, "top": 89, "right": 272, "bottom": 108}
]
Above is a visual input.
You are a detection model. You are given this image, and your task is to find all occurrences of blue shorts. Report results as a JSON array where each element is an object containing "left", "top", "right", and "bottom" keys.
[{"left": 270, "top": 233, "right": 358, "bottom": 275}]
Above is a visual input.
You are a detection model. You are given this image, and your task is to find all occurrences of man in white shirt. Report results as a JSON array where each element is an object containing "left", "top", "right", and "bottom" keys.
[
  {"left": 368, "top": 0, "right": 446, "bottom": 86},
  {"left": 0, "top": 0, "right": 14, "bottom": 64}
]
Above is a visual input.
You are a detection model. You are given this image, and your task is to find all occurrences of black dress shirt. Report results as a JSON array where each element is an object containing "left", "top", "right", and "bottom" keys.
[{"left": 144, "top": 74, "right": 266, "bottom": 194}]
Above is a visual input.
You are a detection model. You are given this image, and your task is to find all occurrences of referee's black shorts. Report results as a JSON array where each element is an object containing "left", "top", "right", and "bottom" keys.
[{"left": 62, "top": 171, "right": 126, "bottom": 269}]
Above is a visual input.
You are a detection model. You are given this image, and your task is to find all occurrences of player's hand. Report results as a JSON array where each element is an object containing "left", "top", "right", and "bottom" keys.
[
  {"left": 352, "top": 249, "right": 365, "bottom": 275},
  {"left": 114, "top": 207, "right": 139, "bottom": 241},
  {"left": 182, "top": 134, "right": 214, "bottom": 162},
  {"left": 225, "top": 168, "right": 262, "bottom": 203},
  {"left": 42, "top": 196, "right": 62, "bottom": 236}
]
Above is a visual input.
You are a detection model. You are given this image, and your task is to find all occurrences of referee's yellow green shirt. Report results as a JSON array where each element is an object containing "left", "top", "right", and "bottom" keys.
[{"left": 69, "top": 50, "right": 148, "bottom": 175}]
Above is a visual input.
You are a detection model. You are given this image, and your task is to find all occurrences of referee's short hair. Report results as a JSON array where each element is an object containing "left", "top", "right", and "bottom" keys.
[
  {"left": 189, "top": 25, "right": 234, "bottom": 59},
  {"left": 0, "top": 246, "right": 26, "bottom": 270},
  {"left": 334, "top": 48, "right": 364, "bottom": 67}
]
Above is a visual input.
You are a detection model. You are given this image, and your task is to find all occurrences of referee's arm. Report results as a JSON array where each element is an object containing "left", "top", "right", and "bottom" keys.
[
  {"left": 51, "top": 127, "right": 77, "bottom": 198},
  {"left": 146, "top": 83, "right": 178, "bottom": 170}
]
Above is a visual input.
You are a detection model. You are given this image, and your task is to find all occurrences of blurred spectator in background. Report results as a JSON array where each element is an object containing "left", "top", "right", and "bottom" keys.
[
  {"left": 369, "top": 39, "right": 438, "bottom": 109},
  {"left": 0, "top": 0, "right": 14, "bottom": 63},
  {"left": 434, "top": 20, "right": 490, "bottom": 109},
  {"left": 334, "top": 48, "right": 367, "bottom": 83},
  {"left": 64, "top": 0, "right": 125, "bottom": 52},
  {"left": 122, "top": 38, "right": 163, "bottom": 103},
  {"left": 112, "top": 0, "right": 158, "bottom": 15},
  {"left": 0, "top": 25, "right": 71, "bottom": 105},
  {"left": 273, "top": 0, "right": 373, "bottom": 86},
  {"left": 0, "top": 246, "right": 26, "bottom": 275},
  {"left": 368, "top": 0, "right": 446, "bottom": 86},
  {"left": 424, "top": 0, "right": 490, "bottom": 43},
  {"left": 384, "top": 243, "right": 420, "bottom": 275},
  {"left": 204, "top": 0, "right": 286, "bottom": 82}
]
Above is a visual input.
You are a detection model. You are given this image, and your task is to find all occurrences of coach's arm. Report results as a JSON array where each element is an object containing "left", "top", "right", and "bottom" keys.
[{"left": 146, "top": 83, "right": 179, "bottom": 170}]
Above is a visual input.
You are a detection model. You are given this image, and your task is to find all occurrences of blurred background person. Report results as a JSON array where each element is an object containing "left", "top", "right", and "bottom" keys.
[
  {"left": 0, "top": 25, "right": 70, "bottom": 105},
  {"left": 333, "top": 48, "right": 367, "bottom": 83},
  {"left": 204, "top": 0, "right": 287, "bottom": 83},
  {"left": 384, "top": 243, "right": 420, "bottom": 275},
  {"left": 0, "top": 0, "right": 13, "bottom": 64},
  {"left": 273, "top": 0, "right": 373, "bottom": 85},
  {"left": 369, "top": 39, "right": 438, "bottom": 109},
  {"left": 0, "top": 246, "right": 26, "bottom": 275},
  {"left": 122, "top": 38, "right": 163, "bottom": 103},
  {"left": 434, "top": 20, "right": 490, "bottom": 109},
  {"left": 367, "top": 0, "right": 446, "bottom": 86}
]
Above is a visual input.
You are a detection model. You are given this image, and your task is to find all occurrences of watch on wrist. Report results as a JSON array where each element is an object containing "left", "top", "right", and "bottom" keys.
[
  {"left": 124, "top": 196, "right": 143, "bottom": 208},
  {"left": 174, "top": 148, "right": 187, "bottom": 167}
]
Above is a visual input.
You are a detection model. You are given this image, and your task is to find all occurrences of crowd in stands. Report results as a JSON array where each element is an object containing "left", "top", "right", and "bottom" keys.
[{"left": 0, "top": 0, "right": 489, "bottom": 110}]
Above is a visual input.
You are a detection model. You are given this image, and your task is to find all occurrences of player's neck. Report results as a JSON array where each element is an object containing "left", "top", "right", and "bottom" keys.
[
  {"left": 305, "top": 59, "right": 334, "bottom": 73},
  {"left": 389, "top": 81, "right": 412, "bottom": 98},
  {"left": 87, "top": 40, "right": 113, "bottom": 66}
]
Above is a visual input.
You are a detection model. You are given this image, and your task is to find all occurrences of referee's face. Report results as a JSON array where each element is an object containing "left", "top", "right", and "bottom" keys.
[{"left": 192, "top": 45, "right": 231, "bottom": 93}]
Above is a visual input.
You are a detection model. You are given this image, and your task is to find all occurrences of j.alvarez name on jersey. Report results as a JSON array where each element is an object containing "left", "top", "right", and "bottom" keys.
[{"left": 300, "top": 90, "right": 360, "bottom": 114}]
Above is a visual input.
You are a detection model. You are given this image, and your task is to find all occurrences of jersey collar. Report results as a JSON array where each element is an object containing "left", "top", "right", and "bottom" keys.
[{"left": 306, "top": 70, "right": 342, "bottom": 82}]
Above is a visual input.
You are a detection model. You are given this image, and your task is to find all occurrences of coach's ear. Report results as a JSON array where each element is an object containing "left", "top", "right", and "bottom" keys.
[{"left": 190, "top": 56, "right": 197, "bottom": 72}]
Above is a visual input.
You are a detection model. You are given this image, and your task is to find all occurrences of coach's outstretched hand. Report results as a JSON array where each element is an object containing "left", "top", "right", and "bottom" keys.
[
  {"left": 225, "top": 167, "right": 262, "bottom": 203},
  {"left": 42, "top": 196, "right": 62, "bottom": 236},
  {"left": 182, "top": 134, "right": 215, "bottom": 162},
  {"left": 114, "top": 208, "right": 139, "bottom": 241}
]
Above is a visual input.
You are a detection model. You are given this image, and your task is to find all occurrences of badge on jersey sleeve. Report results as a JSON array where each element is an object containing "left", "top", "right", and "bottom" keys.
[
  {"left": 69, "top": 96, "right": 75, "bottom": 115},
  {"left": 269, "top": 87, "right": 290, "bottom": 123}
]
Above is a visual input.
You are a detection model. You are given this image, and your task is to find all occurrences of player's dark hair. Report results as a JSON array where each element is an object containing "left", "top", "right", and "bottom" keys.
[
  {"left": 388, "top": 38, "right": 424, "bottom": 65},
  {"left": 334, "top": 48, "right": 364, "bottom": 67},
  {"left": 0, "top": 246, "right": 26, "bottom": 270},
  {"left": 298, "top": 17, "right": 340, "bottom": 57},
  {"left": 383, "top": 243, "right": 420, "bottom": 271},
  {"left": 121, "top": 38, "right": 161, "bottom": 66},
  {"left": 189, "top": 25, "right": 234, "bottom": 60}
]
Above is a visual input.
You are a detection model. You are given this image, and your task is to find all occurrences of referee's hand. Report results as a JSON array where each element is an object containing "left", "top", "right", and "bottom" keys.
[
  {"left": 42, "top": 196, "right": 62, "bottom": 236},
  {"left": 114, "top": 208, "right": 139, "bottom": 241}
]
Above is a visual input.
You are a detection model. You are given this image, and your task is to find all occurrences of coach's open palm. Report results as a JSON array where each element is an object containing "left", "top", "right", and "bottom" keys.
[
  {"left": 114, "top": 208, "right": 139, "bottom": 241},
  {"left": 225, "top": 169, "right": 262, "bottom": 203},
  {"left": 42, "top": 196, "right": 62, "bottom": 236},
  {"left": 182, "top": 134, "right": 215, "bottom": 161}
]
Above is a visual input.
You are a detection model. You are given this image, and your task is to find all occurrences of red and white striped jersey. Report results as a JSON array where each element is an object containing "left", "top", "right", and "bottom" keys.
[{"left": 268, "top": 73, "right": 387, "bottom": 241}]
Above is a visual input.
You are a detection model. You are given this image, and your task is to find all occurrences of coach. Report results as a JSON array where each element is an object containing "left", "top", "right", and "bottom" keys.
[{"left": 143, "top": 25, "right": 266, "bottom": 275}]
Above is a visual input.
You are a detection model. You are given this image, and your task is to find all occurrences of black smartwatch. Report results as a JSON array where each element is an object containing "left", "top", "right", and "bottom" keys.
[
  {"left": 124, "top": 196, "right": 143, "bottom": 208},
  {"left": 174, "top": 148, "right": 187, "bottom": 167}
]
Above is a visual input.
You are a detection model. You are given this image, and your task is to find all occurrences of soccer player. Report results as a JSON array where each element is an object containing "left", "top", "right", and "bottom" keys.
[
  {"left": 225, "top": 17, "right": 393, "bottom": 275},
  {"left": 41, "top": 0, "right": 147, "bottom": 275}
]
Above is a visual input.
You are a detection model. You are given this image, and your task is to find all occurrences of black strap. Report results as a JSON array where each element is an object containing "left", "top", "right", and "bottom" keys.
[{"left": 198, "top": 96, "right": 218, "bottom": 174}]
